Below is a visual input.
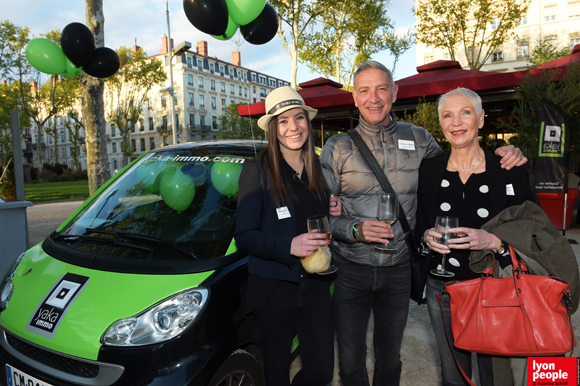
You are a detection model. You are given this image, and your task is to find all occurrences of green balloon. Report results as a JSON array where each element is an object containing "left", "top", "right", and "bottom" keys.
[
  {"left": 226, "top": 0, "right": 266, "bottom": 26},
  {"left": 211, "top": 159, "right": 243, "bottom": 197},
  {"left": 136, "top": 161, "right": 165, "bottom": 194},
  {"left": 61, "top": 57, "right": 83, "bottom": 78},
  {"left": 25, "top": 38, "right": 67, "bottom": 75},
  {"left": 211, "top": 14, "right": 239, "bottom": 41},
  {"left": 160, "top": 169, "right": 195, "bottom": 213}
]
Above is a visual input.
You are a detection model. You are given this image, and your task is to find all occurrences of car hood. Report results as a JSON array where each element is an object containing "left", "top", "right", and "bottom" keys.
[{"left": 0, "top": 245, "right": 213, "bottom": 361}]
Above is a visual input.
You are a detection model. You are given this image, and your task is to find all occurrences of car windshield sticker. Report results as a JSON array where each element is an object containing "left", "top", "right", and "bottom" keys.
[
  {"left": 147, "top": 155, "right": 246, "bottom": 163},
  {"left": 25, "top": 273, "right": 89, "bottom": 339}
]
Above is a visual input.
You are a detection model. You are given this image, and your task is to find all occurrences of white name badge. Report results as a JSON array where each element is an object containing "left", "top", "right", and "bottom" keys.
[
  {"left": 276, "top": 206, "right": 291, "bottom": 219},
  {"left": 398, "top": 140, "right": 415, "bottom": 150},
  {"left": 506, "top": 184, "right": 515, "bottom": 196}
]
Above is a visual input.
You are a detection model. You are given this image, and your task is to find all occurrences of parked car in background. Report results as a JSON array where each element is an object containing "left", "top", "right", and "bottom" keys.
[{"left": 0, "top": 140, "right": 268, "bottom": 386}]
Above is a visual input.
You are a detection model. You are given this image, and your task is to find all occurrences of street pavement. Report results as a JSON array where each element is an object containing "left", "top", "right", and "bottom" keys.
[{"left": 20, "top": 200, "right": 580, "bottom": 385}]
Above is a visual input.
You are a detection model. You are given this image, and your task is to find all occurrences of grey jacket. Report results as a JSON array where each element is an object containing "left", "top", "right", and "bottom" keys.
[{"left": 320, "top": 113, "right": 442, "bottom": 267}]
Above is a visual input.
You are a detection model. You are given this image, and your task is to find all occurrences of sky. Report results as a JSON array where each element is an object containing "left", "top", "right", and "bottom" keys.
[{"left": 2, "top": 0, "right": 418, "bottom": 85}]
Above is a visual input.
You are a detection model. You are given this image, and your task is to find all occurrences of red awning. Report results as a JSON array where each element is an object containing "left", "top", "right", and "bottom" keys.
[
  {"left": 237, "top": 77, "right": 354, "bottom": 118},
  {"left": 395, "top": 60, "right": 527, "bottom": 100}
]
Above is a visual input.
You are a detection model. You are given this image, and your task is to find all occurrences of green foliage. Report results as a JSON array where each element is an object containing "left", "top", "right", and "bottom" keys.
[
  {"left": 415, "top": 0, "right": 530, "bottom": 70},
  {"left": 299, "top": 0, "right": 414, "bottom": 88},
  {"left": 0, "top": 20, "right": 31, "bottom": 81},
  {"left": 105, "top": 46, "right": 167, "bottom": 165},
  {"left": 217, "top": 103, "right": 263, "bottom": 140},
  {"left": 528, "top": 40, "right": 570, "bottom": 67},
  {"left": 271, "top": 0, "right": 339, "bottom": 87},
  {"left": 496, "top": 62, "right": 580, "bottom": 169},
  {"left": 399, "top": 98, "right": 450, "bottom": 151}
]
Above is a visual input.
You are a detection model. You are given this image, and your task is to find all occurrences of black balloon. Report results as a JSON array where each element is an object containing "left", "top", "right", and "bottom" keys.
[
  {"left": 240, "top": 3, "right": 279, "bottom": 45},
  {"left": 183, "top": 0, "right": 229, "bottom": 36},
  {"left": 61, "top": 22, "right": 96, "bottom": 67},
  {"left": 83, "top": 47, "right": 120, "bottom": 78}
]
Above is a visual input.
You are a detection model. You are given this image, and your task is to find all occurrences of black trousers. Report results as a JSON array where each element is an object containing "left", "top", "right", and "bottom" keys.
[{"left": 253, "top": 273, "right": 334, "bottom": 386}]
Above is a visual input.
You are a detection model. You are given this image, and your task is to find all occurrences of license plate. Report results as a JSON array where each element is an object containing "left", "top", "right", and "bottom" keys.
[{"left": 5, "top": 364, "right": 53, "bottom": 386}]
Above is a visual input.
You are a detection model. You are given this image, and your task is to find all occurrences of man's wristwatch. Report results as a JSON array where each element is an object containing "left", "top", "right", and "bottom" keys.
[{"left": 497, "top": 241, "right": 506, "bottom": 254}]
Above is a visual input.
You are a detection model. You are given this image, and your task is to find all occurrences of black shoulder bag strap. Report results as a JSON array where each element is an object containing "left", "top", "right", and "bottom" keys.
[{"left": 347, "top": 129, "right": 414, "bottom": 242}]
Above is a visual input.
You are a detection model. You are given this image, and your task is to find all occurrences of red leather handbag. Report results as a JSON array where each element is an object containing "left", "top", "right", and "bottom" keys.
[{"left": 438, "top": 245, "right": 575, "bottom": 357}]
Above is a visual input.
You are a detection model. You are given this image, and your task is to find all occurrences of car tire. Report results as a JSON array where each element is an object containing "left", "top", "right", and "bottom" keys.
[{"left": 208, "top": 349, "right": 266, "bottom": 386}]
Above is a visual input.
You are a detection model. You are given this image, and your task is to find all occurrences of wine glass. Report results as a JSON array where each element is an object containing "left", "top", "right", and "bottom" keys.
[
  {"left": 430, "top": 216, "right": 459, "bottom": 277},
  {"left": 376, "top": 193, "right": 399, "bottom": 253},
  {"left": 307, "top": 215, "right": 337, "bottom": 275}
]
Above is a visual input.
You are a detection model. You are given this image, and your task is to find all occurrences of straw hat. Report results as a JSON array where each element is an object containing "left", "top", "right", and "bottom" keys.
[{"left": 257, "top": 86, "right": 318, "bottom": 131}]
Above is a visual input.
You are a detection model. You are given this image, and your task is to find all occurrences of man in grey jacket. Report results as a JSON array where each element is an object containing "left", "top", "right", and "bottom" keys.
[{"left": 319, "top": 60, "right": 526, "bottom": 386}]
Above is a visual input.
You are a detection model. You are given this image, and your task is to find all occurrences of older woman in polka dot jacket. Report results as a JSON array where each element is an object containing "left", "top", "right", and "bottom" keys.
[{"left": 414, "top": 87, "right": 536, "bottom": 386}]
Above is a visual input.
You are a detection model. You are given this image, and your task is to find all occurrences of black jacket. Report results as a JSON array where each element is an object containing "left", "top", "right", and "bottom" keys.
[
  {"left": 415, "top": 146, "right": 536, "bottom": 245},
  {"left": 235, "top": 157, "right": 301, "bottom": 284}
]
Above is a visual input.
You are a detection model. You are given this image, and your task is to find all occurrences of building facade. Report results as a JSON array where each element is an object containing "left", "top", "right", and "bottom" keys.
[
  {"left": 24, "top": 38, "right": 289, "bottom": 174},
  {"left": 416, "top": 0, "right": 580, "bottom": 72}
]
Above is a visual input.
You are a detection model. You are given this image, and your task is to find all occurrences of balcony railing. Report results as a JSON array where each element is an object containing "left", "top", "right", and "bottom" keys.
[{"left": 22, "top": 133, "right": 32, "bottom": 141}]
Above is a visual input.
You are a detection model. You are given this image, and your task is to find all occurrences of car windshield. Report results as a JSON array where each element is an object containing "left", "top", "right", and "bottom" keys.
[{"left": 53, "top": 142, "right": 261, "bottom": 269}]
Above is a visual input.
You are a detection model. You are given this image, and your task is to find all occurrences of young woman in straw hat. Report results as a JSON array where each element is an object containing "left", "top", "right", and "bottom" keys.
[{"left": 235, "top": 86, "right": 340, "bottom": 385}]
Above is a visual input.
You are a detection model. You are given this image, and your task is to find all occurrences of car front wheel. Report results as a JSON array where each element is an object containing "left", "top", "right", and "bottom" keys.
[{"left": 208, "top": 349, "right": 265, "bottom": 386}]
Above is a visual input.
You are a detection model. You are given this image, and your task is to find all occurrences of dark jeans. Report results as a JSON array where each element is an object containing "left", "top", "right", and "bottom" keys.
[
  {"left": 426, "top": 275, "right": 493, "bottom": 386},
  {"left": 253, "top": 274, "right": 334, "bottom": 386},
  {"left": 333, "top": 259, "right": 411, "bottom": 386}
]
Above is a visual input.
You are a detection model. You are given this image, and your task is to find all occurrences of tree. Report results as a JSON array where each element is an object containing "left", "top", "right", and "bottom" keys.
[
  {"left": 496, "top": 62, "right": 580, "bottom": 168},
  {"left": 0, "top": 20, "right": 25, "bottom": 80},
  {"left": 64, "top": 110, "right": 86, "bottom": 170},
  {"left": 217, "top": 103, "right": 262, "bottom": 140},
  {"left": 105, "top": 46, "right": 166, "bottom": 166},
  {"left": 415, "top": 0, "right": 530, "bottom": 70},
  {"left": 528, "top": 40, "right": 570, "bottom": 67},
  {"left": 399, "top": 98, "right": 450, "bottom": 151},
  {"left": 83, "top": 0, "right": 111, "bottom": 195},
  {"left": 299, "top": 0, "right": 414, "bottom": 90},
  {"left": 270, "top": 0, "right": 337, "bottom": 88},
  {"left": 0, "top": 81, "right": 25, "bottom": 198}
]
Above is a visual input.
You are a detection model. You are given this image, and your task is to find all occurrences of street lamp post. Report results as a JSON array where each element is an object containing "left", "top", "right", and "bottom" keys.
[{"left": 166, "top": 0, "right": 178, "bottom": 145}]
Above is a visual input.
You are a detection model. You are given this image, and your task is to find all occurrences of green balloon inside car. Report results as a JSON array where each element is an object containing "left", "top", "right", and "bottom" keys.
[
  {"left": 160, "top": 168, "right": 195, "bottom": 212},
  {"left": 211, "top": 160, "right": 243, "bottom": 197}
]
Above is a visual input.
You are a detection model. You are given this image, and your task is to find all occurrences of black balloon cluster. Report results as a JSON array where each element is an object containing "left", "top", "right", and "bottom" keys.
[
  {"left": 25, "top": 22, "right": 120, "bottom": 78},
  {"left": 183, "top": 0, "right": 279, "bottom": 45},
  {"left": 61, "top": 23, "right": 120, "bottom": 78}
]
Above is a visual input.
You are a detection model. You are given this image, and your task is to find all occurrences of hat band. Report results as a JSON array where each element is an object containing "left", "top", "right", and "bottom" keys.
[{"left": 268, "top": 99, "right": 304, "bottom": 115}]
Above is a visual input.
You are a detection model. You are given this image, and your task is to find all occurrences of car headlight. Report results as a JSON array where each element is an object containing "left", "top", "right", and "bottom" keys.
[
  {"left": 0, "top": 253, "right": 25, "bottom": 312},
  {"left": 102, "top": 288, "right": 208, "bottom": 346}
]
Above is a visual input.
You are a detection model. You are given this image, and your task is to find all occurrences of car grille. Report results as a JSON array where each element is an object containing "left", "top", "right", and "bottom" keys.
[{"left": 6, "top": 332, "right": 99, "bottom": 378}]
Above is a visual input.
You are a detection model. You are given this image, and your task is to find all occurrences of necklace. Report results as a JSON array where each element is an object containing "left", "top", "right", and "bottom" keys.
[{"left": 448, "top": 156, "right": 485, "bottom": 172}]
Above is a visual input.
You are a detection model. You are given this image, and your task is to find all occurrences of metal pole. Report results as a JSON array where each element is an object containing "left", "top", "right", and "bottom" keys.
[
  {"left": 10, "top": 112, "right": 25, "bottom": 201},
  {"left": 563, "top": 193, "right": 568, "bottom": 236},
  {"left": 166, "top": 0, "right": 178, "bottom": 145}
]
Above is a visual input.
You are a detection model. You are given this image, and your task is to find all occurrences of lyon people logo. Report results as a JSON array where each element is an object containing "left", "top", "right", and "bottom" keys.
[{"left": 26, "top": 273, "right": 89, "bottom": 339}]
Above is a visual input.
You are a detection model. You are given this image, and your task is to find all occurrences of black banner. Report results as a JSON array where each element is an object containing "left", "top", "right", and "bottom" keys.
[{"left": 534, "top": 100, "right": 570, "bottom": 194}]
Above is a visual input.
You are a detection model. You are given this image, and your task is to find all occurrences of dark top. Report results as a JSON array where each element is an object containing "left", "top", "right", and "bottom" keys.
[
  {"left": 235, "top": 155, "right": 329, "bottom": 313},
  {"left": 415, "top": 147, "right": 536, "bottom": 281}
]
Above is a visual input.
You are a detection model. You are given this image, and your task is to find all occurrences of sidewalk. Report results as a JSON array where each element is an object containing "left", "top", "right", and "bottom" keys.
[{"left": 292, "top": 227, "right": 580, "bottom": 385}]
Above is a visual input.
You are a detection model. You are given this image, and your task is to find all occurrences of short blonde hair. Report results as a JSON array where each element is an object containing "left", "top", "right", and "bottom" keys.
[{"left": 438, "top": 87, "right": 482, "bottom": 118}]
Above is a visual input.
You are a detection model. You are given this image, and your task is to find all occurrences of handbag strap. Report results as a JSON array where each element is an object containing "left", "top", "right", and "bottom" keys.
[
  {"left": 347, "top": 130, "right": 412, "bottom": 235},
  {"left": 437, "top": 289, "right": 478, "bottom": 386}
]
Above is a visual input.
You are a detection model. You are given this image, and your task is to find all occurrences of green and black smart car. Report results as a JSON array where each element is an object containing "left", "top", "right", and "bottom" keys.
[{"left": 0, "top": 140, "right": 268, "bottom": 386}]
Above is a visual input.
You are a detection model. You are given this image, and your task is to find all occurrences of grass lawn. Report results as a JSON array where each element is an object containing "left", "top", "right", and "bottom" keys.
[{"left": 0, "top": 180, "right": 90, "bottom": 203}]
